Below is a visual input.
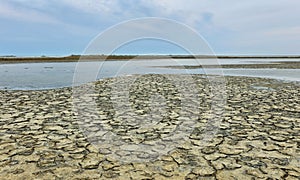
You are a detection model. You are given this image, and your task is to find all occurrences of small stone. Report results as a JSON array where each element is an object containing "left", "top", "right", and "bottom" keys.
[
  {"left": 133, "top": 163, "right": 147, "bottom": 170},
  {"left": 269, "top": 135, "right": 287, "bottom": 142},
  {"left": 25, "top": 112, "right": 35, "bottom": 118},
  {"left": 37, "top": 159, "right": 57, "bottom": 168},
  {"left": 81, "top": 153, "right": 104, "bottom": 169},
  {"left": 102, "top": 162, "right": 117, "bottom": 171},
  {"left": 192, "top": 166, "right": 215, "bottom": 176},
  {"left": 204, "top": 153, "right": 227, "bottom": 161},
  {"left": 1, "top": 114, "right": 12, "bottom": 119},
  {"left": 219, "top": 146, "right": 244, "bottom": 155},
  {"left": 274, "top": 123, "right": 292, "bottom": 129},
  {"left": 11, "top": 168, "right": 25, "bottom": 174},
  {"left": 99, "top": 148, "right": 112, "bottom": 155},
  {"left": 44, "top": 126, "right": 64, "bottom": 131},
  {"left": 9, "top": 148, "right": 34, "bottom": 156},
  {"left": 70, "top": 147, "right": 86, "bottom": 154},
  {"left": 201, "top": 146, "right": 216, "bottom": 154},
  {"left": 69, "top": 153, "right": 85, "bottom": 159},
  {"left": 216, "top": 169, "right": 248, "bottom": 179},
  {"left": 161, "top": 162, "right": 178, "bottom": 172},
  {"left": 288, "top": 170, "right": 300, "bottom": 177},
  {"left": 246, "top": 169, "right": 265, "bottom": 178}
]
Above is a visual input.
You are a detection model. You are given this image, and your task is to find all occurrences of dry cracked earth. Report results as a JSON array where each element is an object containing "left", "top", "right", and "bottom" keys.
[{"left": 0, "top": 74, "right": 299, "bottom": 179}]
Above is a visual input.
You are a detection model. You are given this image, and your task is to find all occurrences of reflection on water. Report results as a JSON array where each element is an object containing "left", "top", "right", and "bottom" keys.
[{"left": 0, "top": 59, "right": 299, "bottom": 90}]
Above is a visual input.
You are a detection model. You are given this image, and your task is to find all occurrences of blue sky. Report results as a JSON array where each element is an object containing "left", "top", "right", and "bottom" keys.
[{"left": 0, "top": 0, "right": 300, "bottom": 56}]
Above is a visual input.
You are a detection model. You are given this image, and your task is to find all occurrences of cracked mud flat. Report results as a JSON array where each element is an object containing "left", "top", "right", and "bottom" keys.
[{"left": 0, "top": 74, "right": 299, "bottom": 179}]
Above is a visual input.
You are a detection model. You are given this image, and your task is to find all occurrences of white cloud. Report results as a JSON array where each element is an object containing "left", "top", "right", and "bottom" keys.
[
  {"left": 4, "top": 0, "right": 299, "bottom": 32},
  {"left": 0, "top": 1, "right": 99, "bottom": 36},
  {"left": 137, "top": 0, "right": 300, "bottom": 54},
  {"left": 0, "top": 1, "right": 59, "bottom": 24},
  {"left": 8, "top": 0, "right": 50, "bottom": 8},
  {"left": 58, "top": 0, "right": 121, "bottom": 15},
  {"left": 1, "top": 0, "right": 299, "bottom": 54},
  {"left": 139, "top": 0, "right": 300, "bottom": 30},
  {"left": 266, "top": 26, "right": 300, "bottom": 37}
]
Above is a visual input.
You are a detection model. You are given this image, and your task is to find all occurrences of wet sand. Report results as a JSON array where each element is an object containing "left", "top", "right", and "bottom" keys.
[
  {"left": 0, "top": 74, "right": 299, "bottom": 179},
  {"left": 155, "top": 61, "right": 300, "bottom": 69}
]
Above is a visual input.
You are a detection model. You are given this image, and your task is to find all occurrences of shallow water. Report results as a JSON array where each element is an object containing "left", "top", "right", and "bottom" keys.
[{"left": 0, "top": 59, "right": 299, "bottom": 90}]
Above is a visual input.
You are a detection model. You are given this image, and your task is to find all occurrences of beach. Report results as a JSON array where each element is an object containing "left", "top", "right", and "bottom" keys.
[{"left": 0, "top": 73, "right": 299, "bottom": 179}]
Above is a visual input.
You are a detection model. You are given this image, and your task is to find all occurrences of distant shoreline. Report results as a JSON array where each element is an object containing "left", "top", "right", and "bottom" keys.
[{"left": 1, "top": 55, "right": 300, "bottom": 64}]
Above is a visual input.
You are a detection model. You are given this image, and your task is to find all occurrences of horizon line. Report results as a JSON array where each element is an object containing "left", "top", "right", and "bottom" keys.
[{"left": 1, "top": 54, "right": 300, "bottom": 58}]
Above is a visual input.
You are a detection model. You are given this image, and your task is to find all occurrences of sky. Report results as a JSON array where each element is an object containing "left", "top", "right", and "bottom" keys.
[{"left": 0, "top": 0, "right": 300, "bottom": 56}]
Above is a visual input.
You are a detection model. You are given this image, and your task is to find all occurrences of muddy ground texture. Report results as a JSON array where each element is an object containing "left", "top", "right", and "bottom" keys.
[{"left": 0, "top": 74, "right": 299, "bottom": 179}]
